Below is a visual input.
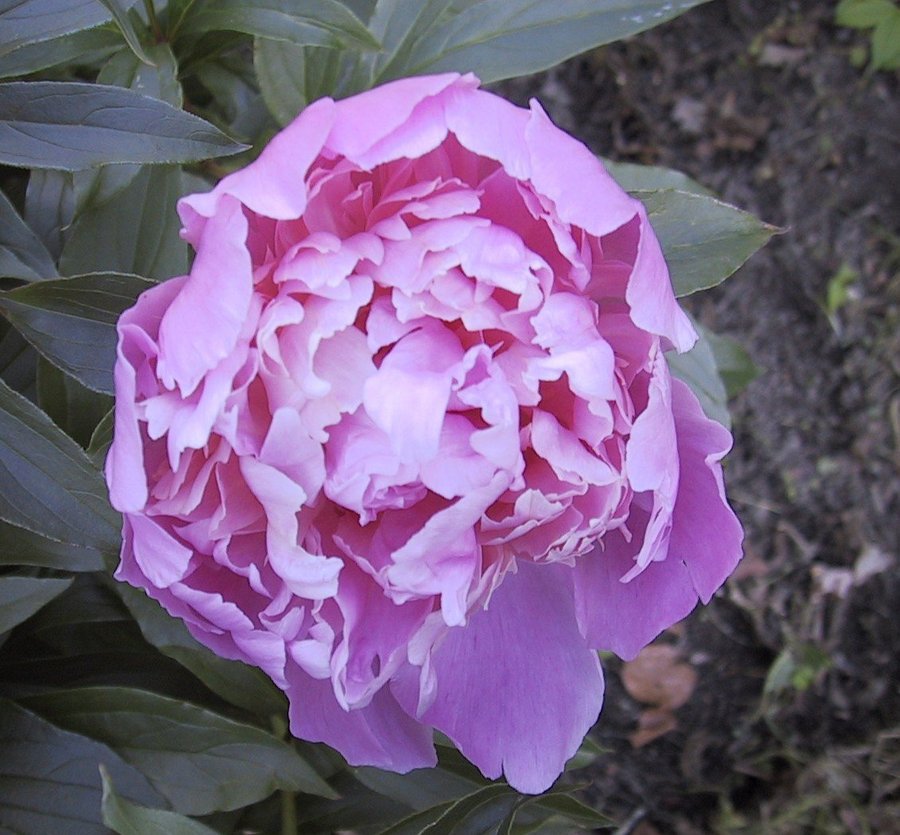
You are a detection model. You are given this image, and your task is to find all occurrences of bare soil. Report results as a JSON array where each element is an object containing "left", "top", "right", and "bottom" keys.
[{"left": 505, "top": 1, "right": 900, "bottom": 831}]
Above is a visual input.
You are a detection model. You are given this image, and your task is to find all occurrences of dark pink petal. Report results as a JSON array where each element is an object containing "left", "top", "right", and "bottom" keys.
[{"left": 287, "top": 673, "right": 437, "bottom": 773}]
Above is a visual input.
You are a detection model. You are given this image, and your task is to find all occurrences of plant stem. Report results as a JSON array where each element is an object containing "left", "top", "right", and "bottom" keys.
[
  {"left": 271, "top": 715, "right": 297, "bottom": 835},
  {"left": 142, "top": 0, "right": 161, "bottom": 40}
]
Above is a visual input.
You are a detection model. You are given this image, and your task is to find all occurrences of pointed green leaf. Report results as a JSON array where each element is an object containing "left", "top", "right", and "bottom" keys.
[
  {"left": 23, "top": 686, "right": 338, "bottom": 815},
  {"left": 603, "top": 158, "right": 713, "bottom": 196},
  {"left": 61, "top": 165, "right": 189, "bottom": 281},
  {"left": 0, "top": 520, "right": 106, "bottom": 571},
  {"left": 379, "top": 784, "right": 519, "bottom": 835},
  {"left": 835, "top": 0, "right": 896, "bottom": 28},
  {"left": 179, "top": 0, "right": 380, "bottom": 50},
  {"left": 704, "top": 328, "right": 759, "bottom": 397},
  {"left": 115, "top": 582, "right": 288, "bottom": 719},
  {"left": 0, "top": 575, "right": 73, "bottom": 634},
  {"left": 872, "top": 9, "right": 900, "bottom": 69},
  {"left": 97, "top": 0, "right": 155, "bottom": 66},
  {"left": 255, "top": 37, "right": 345, "bottom": 124},
  {"left": 666, "top": 328, "right": 731, "bottom": 429},
  {"left": 527, "top": 792, "right": 613, "bottom": 828},
  {"left": 37, "top": 356, "right": 113, "bottom": 447},
  {"left": 101, "top": 768, "right": 220, "bottom": 835},
  {"left": 374, "top": 0, "right": 710, "bottom": 84},
  {"left": 0, "top": 24, "right": 122, "bottom": 79},
  {"left": 0, "top": 699, "right": 164, "bottom": 835},
  {"left": 0, "top": 187, "right": 56, "bottom": 281},
  {"left": 0, "top": 376, "right": 120, "bottom": 551},
  {"left": 0, "top": 0, "right": 115, "bottom": 55},
  {"left": 25, "top": 169, "right": 74, "bottom": 261},
  {"left": 634, "top": 189, "right": 777, "bottom": 296},
  {"left": 0, "top": 271, "right": 153, "bottom": 394},
  {"left": 0, "top": 81, "right": 247, "bottom": 170}
]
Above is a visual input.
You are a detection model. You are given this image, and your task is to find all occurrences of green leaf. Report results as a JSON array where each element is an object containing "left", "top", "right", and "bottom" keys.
[
  {"left": 0, "top": 574, "right": 73, "bottom": 634},
  {"left": 0, "top": 375, "right": 120, "bottom": 551},
  {"left": 704, "top": 328, "right": 759, "bottom": 398},
  {"left": 294, "top": 770, "right": 412, "bottom": 833},
  {"left": 37, "top": 356, "right": 113, "bottom": 447},
  {"left": 23, "top": 686, "right": 338, "bottom": 815},
  {"left": 603, "top": 158, "right": 713, "bottom": 196},
  {"left": 255, "top": 37, "right": 345, "bottom": 124},
  {"left": 835, "top": 0, "right": 896, "bottom": 28},
  {"left": 61, "top": 165, "right": 189, "bottom": 280},
  {"left": 633, "top": 188, "right": 777, "bottom": 297},
  {"left": 116, "top": 582, "right": 289, "bottom": 719},
  {"left": 0, "top": 81, "right": 247, "bottom": 170},
  {"left": 0, "top": 24, "right": 122, "bottom": 79},
  {"left": 97, "top": 0, "right": 155, "bottom": 66},
  {"left": 871, "top": 8, "right": 900, "bottom": 69},
  {"left": 101, "top": 767, "right": 220, "bottom": 835},
  {"left": 0, "top": 520, "right": 106, "bottom": 571},
  {"left": 87, "top": 407, "right": 114, "bottom": 468},
  {"left": 178, "top": 0, "right": 380, "bottom": 50},
  {"left": 0, "top": 0, "right": 114, "bottom": 55},
  {"left": 0, "top": 187, "right": 56, "bottom": 281},
  {"left": 379, "top": 784, "right": 520, "bottom": 835},
  {"left": 372, "top": 0, "right": 711, "bottom": 84},
  {"left": 564, "top": 735, "right": 606, "bottom": 771},
  {"left": 0, "top": 271, "right": 153, "bottom": 394},
  {"left": 527, "top": 792, "right": 613, "bottom": 828},
  {"left": 0, "top": 698, "right": 164, "bottom": 835},
  {"left": 666, "top": 327, "right": 731, "bottom": 429},
  {"left": 25, "top": 169, "right": 74, "bottom": 261},
  {"left": 0, "top": 316, "right": 37, "bottom": 395}
]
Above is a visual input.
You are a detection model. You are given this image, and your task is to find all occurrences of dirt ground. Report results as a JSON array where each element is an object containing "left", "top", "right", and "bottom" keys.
[{"left": 504, "top": 1, "right": 900, "bottom": 831}]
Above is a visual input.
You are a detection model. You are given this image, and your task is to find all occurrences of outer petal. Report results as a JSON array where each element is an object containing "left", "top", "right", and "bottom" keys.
[
  {"left": 394, "top": 560, "right": 603, "bottom": 794},
  {"left": 667, "top": 379, "right": 743, "bottom": 600},
  {"left": 157, "top": 196, "right": 252, "bottom": 397},
  {"left": 178, "top": 97, "right": 336, "bottom": 235},
  {"left": 287, "top": 672, "right": 436, "bottom": 773},
  {"left": 626, "top": 205, "right": 696, "bottom": 352},
  {"left": 574, "top": 379, "right": 743, "bottom": 660}
]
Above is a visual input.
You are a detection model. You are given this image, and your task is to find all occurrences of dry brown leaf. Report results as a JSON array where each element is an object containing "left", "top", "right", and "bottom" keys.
[
  {"left": 630, "top": 706, "right": 679, "bottom": 748},
  {"left": 622, "top": 644, "right": 698, "bottom": 709}
]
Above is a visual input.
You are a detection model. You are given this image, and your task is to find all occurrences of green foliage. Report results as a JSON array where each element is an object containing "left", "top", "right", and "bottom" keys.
[
  {"left": 0, "top": 0, "right": 768, "bottom": 830},
  {"left": 835, "top": 0, "right": 900, "bottom": 71}
]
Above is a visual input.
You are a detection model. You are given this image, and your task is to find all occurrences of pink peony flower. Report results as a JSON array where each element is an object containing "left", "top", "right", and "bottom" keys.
[{"left": 106, "top": 73, "right": 742, "bottom": 793}]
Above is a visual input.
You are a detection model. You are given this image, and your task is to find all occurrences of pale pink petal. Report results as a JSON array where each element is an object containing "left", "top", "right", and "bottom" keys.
[{"left": 157, "top": 196, "right": 253, "bottom": 397}]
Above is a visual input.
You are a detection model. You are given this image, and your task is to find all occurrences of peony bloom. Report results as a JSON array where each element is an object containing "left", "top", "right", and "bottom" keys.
[{"left": 106, "top": 73, "right": 742, "bottom": 793}]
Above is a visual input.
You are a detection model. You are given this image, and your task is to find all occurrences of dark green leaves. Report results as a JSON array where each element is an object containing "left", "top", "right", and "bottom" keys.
[
  {"left": 0, "top": 575, "right": 73, "bottom": 634},
  {"left": 0, "top": 376, "right": 120, "bottom": 551},
  {"left": 0, "top": 272, "right": 153, "bottom": 394},
  {"left": 0, "top": 81, "right": 246, "bottom": 170},
  {"left": 375, "top": 0, "right": 712, "bottom": 83},
  {"left": 101, "top": 768, "right": 220, "bottom": 835},
  {"left": 0, "top": 188, "right": 56, "bottom": 281},
  {"left": 178, "top": 0, "right": 380, "bottom": 50},
  {"left": 0, "top": 699, "right": 163, "bottom": 835},
  {"left": 635, "top": 188, "right": 777, "bottom": 297},
  {"left": 116, "top": 582, "right": 289, "bottom": 719},
  {"left": 0, "top": 0, "right": 115, "bottom": 55},
  {"left": 23, "top": 687, "right": 337, "bottom": 814}
]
